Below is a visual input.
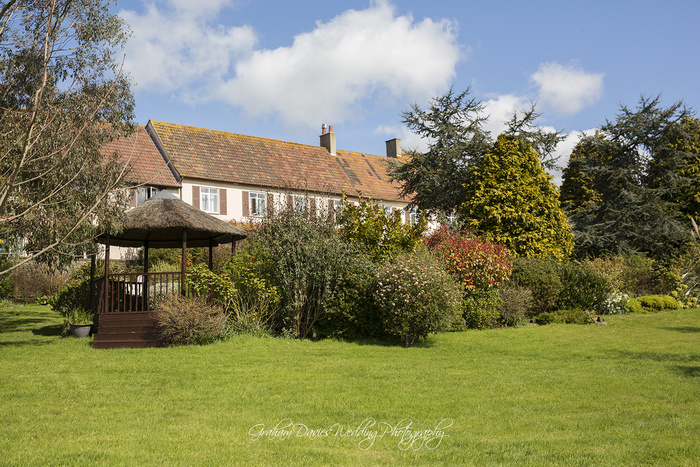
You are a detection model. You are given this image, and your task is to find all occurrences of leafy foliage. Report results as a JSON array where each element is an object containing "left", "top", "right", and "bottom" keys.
[
  {"left": 534, "top": 309, "right": 596, "bottom": 325},
  {"left": 0, "top": 0, "right": 135, "bottom": 273},
  {"left": 154, "top": 294, "right": 228, "bottom": 346},
  {"left": 375, "top": 248, "right": 463, "bottom": 347},
  {"left": 461, "top": 134, "right": 574, "bottom": 260},
  {"left": 556, "top": 262, "right": 611, "bottom": 314},
  {"left": 425, "top": 225, "right": 513, "bottom": 289},
  {"left": 257, "top": 209, "right": 357, "bottom": 339},
  {"left": 185, "top": 263, "right": 236, "bottom": 308},
  {"left": 335, "top": 195, "right": 425, "bottom": 263},
  {"left": 463, "top": 289, "right": 501, "bottom": 330},
  {"left": 510, "top": 257, "right": 563, "bottom": 315},
  {"left": 48, "top": 267, "right": 91, "bottom": 319},
  {"left": 636, "top": 294, "right": 680, "bottom": 312},
  {"left": 562, "top": 96, "right": 699, "bottom": 260}
]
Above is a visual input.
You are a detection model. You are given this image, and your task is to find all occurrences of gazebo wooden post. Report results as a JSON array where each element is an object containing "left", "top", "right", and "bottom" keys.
[
  {"left": 89, "top": 253, "right": 96, "bottom": 314},
  {"left": 143, "top": 238, "right": 150, "bottom": 309},
  {"left": 181, "top": 228, "right": 187, "bottom": 296},
  {"left": 208, "top": 238, "right": 214, "bottom": 271},
  {"left": 103, "top": 234, "right": 110, "bottom": 314}
]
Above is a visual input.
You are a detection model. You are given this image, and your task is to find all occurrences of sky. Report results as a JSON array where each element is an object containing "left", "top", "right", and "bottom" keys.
[{"left": 113, "top": 0, "right": 700, "bottom": 183}]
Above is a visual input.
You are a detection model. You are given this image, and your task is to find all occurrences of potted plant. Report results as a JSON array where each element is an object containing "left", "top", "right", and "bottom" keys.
[{"left": 66, "top": 308, "right": 94, "bottom": 338}]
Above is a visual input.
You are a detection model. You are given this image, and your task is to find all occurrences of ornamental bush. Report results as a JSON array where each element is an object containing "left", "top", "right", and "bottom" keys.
[
  {"left": 375, "top": 248, "right": 462, "bottom": 347},
  {"left": 510, "top": 257, "right": 562, "bottom": 315},
  {"left": 636, "top": 294, "right": 680, "bottom": 312},
  {"left": 557, "top": 262, "right": 611, "bottom": 314},
  {"left": 425, "top": 225, "right": 513, "bottom": 290},
  {"left": 154, "top": 294, "right": 228, "bottom": 346}
]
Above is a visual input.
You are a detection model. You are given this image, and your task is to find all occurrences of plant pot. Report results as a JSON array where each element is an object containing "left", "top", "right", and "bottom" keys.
[{"left": 70, "top": 324, "right": 92, "bottom": 338}]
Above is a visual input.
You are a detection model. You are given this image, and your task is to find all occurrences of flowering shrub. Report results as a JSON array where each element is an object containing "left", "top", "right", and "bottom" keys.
[
  {"left": 425, "top": 225, "right": 513, "bottom": 290},
  {"left": 599, "top": 292, "right": 629, "bottom": 315},
  {"left": 375, "top": 248, "right": 462, "bottom": 347}
]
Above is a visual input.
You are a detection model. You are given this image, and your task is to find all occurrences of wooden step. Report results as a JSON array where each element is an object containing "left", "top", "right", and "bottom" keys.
[{"left": 90, "top": 312, "right": 163, "bottom": 349}]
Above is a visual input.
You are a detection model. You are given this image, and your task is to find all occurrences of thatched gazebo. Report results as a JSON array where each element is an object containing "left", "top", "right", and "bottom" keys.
[{"left": 90, "top": 191, "right": 246, "bottom": 348}]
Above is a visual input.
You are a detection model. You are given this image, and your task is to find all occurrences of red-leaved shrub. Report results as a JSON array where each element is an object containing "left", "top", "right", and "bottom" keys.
[{"left": 425, "top": 225, "right": 513, "bottom": 290}]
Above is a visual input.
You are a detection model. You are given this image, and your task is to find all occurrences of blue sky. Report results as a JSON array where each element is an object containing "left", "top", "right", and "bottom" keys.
[{"left": 113, "top": 0, "right": 700, "bottom": 181}]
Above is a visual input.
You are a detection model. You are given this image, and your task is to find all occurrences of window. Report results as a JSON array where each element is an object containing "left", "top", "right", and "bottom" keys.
[
  {"left": 136, "top": 186, "right": 160, "bottom": 206},
  {"left": 380, "top": 205, "right": 392, "bottom": 217},
  {"left": 249, "top": 192, "right": 266, "bottom": 217},
  {"left": 293, "top": 195, "right": 309, "bottom": 213},
  {"left": 410, "top": 208, "right": 421, "bottom": 225},
  {"left": 200, "top": 187, "right": 219, "bottom": 214}
]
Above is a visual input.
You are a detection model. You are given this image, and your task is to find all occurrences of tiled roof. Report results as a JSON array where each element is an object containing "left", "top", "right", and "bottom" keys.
[
  {"left": 146, "top": 120, "right": 405, "bottom": 202},
  {"left": 101, "top": 125, "right": 181, "bottom": 188}
]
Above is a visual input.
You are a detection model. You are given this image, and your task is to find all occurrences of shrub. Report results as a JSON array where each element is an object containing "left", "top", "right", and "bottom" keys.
[
  {"left": 336, "top": 195, "right": 426, "bottom": 263},
  {"left": 316, "top": 252, "right": 381, "bottom": 340},
  {"left": 425, "top": 225, "right": 513, "bottom": 290},
  {"left": 375, "top": 248, "right": 462, "bottom": 347},
  {"left": 557, "top": 262, "right": 611, "bottom": 314},
  {"left": 534, "top": 308, "right": 596, "bottom": 325},
  {"left": 510, "top": 257, "right": 562, "bottom": 315},
  {"left": 636, "top": 294, "right": 679, "bottom": 312},
  {"left": 463, "top": 289, "right": 502, "bottom": 330},
  {"left": 623, "top": 297, "right": 645, "bottom": 314},
  {"left": 13, "top": 261, "right": 72, "bottom": 301},
  {"left": 185, "top": 263, "right": 236, "bottom": 309},
  {"left": 221, "top": 240, "right": 280, "bottom": 336},
  {"left": 49, "top": 268, "right": 91, "bottom": 319},
  {"left": 257, "top": 209, "right": 358, "bottom": 339},
  {"left": 153, "top": 294, "right": 228, "bottom": 346},
  {"left": 498, "top": 285, "right": 533, "bottom": 326},
  {"left": 599, "top": 292, "right": 630, "bottom": 315}
]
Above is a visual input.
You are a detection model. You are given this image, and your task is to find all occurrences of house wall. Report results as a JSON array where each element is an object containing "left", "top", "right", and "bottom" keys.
[{"left": 179, "top": 178, "right": 413, "bottom": 225}]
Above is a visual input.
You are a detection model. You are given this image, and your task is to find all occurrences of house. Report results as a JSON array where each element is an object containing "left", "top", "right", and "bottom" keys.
[
  {"left": 100, "top": 124, "right": 182, "bottom": 201},
  {"left": 139, "top": 121, "right": 414, "bottom": 224}
]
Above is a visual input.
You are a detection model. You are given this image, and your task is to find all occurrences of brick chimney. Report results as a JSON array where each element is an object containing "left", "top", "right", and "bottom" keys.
[
  {"left": 386, "top": 138, "right": 401, "bottom": 158},
  {"left": 320, "top": 124, "right": 336, "bottom": 155}
]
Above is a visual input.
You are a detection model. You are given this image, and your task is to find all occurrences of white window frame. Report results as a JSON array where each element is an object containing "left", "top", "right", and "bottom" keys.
[
  {"left": 200, "top": 187, "right": 219, "bottom": 214},
  {"left": 249, "top": 192, "right": 267, "bottom": 217},
  {"left": 136, "top": 186, "right": 160, "bottom": 206},
  {"left": 410, "top": 208, "right": 420, "bottom": 225}
]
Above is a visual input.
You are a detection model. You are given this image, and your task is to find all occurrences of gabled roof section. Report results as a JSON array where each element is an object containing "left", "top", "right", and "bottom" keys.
[
  {"left": 146, "top": 120, "right": 405, "bottom": 201},
  {"left": 101, "top": 125, "right": 181, "bottom": 188}
]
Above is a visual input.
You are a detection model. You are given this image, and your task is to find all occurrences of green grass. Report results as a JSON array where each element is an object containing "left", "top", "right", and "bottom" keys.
[{"left": 1, "top": 305, "right": 699, "bottom": 466}]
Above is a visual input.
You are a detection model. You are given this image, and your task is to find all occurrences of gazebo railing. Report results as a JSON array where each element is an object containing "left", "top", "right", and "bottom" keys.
[{"left": 94, "top": 272, "right": 183, "bottom": 313}]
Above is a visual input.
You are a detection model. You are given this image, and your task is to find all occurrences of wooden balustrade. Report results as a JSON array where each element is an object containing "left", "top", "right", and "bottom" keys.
[{"left": 95, "top": 272, "right": 183, "bottom": 313}]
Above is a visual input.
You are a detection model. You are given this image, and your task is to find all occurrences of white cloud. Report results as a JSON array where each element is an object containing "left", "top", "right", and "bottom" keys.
[
  {"left": 119, "top": 0, "right": 257, "bottom": 93},
  {"left": 121, "top": 0, "right": 461, "bottom": 129},
  {"left": 482, "top": 94, "right": 530, "bottom": 136},
  {"left": 530, "top": 62, "right": 604, "bottom": 115},
  {"left": 375, "top": 124, "right": 428, "bottom": 153}
]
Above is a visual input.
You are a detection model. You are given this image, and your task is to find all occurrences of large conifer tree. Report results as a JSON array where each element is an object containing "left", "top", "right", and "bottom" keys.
[{"left": 461, "top": 134, "right": 574, "bottom": 260}]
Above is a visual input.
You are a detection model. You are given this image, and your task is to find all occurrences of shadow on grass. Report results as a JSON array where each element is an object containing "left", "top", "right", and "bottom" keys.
[
  {"left": 32, "top": 324, "right": 64, "bottom": 337},
  {"left": 343, "top": 334, "right": 439, "bottom": 348},
  {"left": 0, "top": 316, "right": 50, "bottom": 333},
  {"left": 674, "top": 365, "right": 700, "bottom": 378},
  {"left": 660, "top": 326, "right": 700, "bottom": 333},
  {"left": 614, "top": 350, "right": 700, "bottom": 363}
]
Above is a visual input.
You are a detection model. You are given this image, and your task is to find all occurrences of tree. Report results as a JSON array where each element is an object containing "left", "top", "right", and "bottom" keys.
[
  {"left": 562, "top": 96, "right": 699, "bottom": 260},
  {"left": 0, "top": 0, "right": 135, "bottom": 274},
  {"left": 460, "top": 134, "right": 574, "bottom": 260},
  {"left": 388, "top": 87, "right": 563, "bottom": 219},
  {"left": 388, "top": 87, "right": 491, "bottom": 216}
]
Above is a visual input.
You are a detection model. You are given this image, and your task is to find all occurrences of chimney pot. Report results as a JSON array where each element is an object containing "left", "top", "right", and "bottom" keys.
[{"left": 320, "top": 125, "right": 337, "bottom": 155}]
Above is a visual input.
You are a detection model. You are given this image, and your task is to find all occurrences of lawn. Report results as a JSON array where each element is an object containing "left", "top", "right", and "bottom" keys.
[{"left": 0, "top": 305, "right": 698, "bottom": 466}]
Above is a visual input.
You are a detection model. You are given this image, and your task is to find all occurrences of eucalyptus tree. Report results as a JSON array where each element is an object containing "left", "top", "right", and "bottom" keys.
[{"left": 0, "top": 0, "right": 135, "bottom": 273}]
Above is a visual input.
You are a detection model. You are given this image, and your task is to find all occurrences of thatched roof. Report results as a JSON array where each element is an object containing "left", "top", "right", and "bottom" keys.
[{"left": 98, "top": 191, "right": 247, "bottom": 248}]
